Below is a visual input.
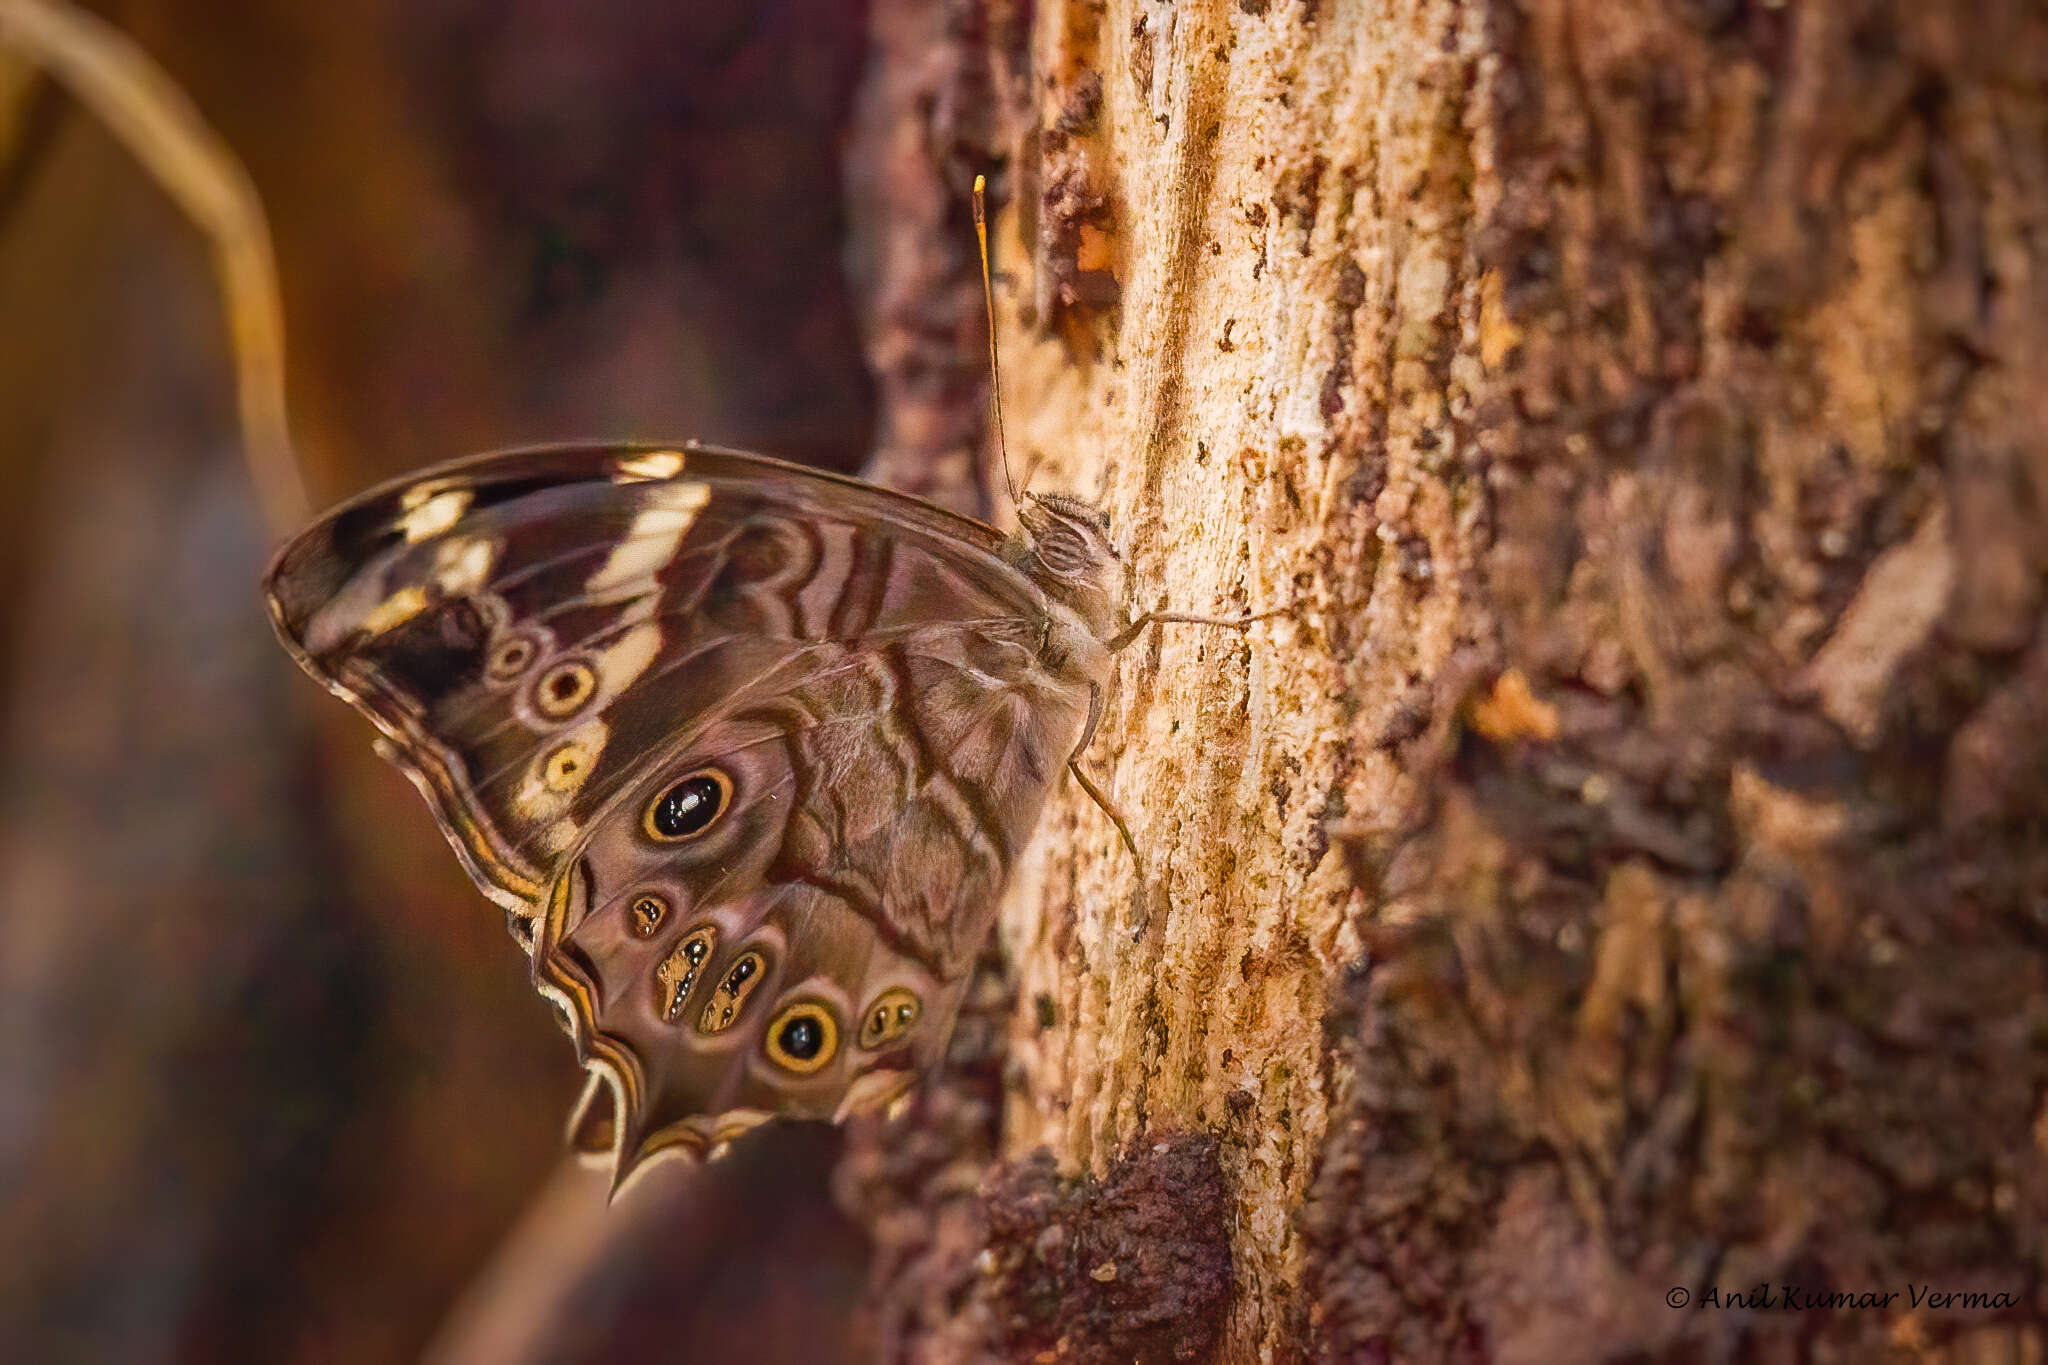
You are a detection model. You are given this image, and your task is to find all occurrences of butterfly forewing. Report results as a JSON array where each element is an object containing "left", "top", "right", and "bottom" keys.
[{"left": 265, "top": 442, "right": 1108, "bottom": 1177}]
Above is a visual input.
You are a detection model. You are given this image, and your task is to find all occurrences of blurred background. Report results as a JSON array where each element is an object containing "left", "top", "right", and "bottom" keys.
[{"left": 0, "top": 1, "right": 895, "bottom": 1358}]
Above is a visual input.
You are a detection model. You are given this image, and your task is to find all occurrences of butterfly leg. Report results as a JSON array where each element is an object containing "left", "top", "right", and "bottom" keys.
[
  {"left": 1069, "top": 759, "right": 1155, "bottom": 944},
  {"left": 1068, "top": 758, "right": 1142, "bottom": 871},
  {"left": 1106, "top": 608, "right": 1278, "bottom": 654},
  {"left": 1066, "top": 686, "right": 1141, "bottom": 866}
]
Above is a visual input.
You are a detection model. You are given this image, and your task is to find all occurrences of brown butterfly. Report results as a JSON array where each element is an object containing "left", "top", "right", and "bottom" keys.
[{"left": 264, "top": 440, "right": 1220, "bottom": 1184}]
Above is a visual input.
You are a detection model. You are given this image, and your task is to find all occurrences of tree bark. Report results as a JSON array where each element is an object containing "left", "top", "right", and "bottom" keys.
[{"left": 845, "top": 1, "right": 2048, "bottom": 1360}]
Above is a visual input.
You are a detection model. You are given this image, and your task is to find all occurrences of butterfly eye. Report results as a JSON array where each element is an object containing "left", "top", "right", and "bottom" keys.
[
  {"left": 698, "top": 949, "right": 766, "bottom": 1034},
  {"left": 765, "top": 1002, "right": 839, "bottom": 1075},
  {"left": 644, "top": 769, "right": 732, "bottom": 842},
  {"left": 628, "top": 893, "right": 668, "bottom": 937},
  {"left": 534, "top": 660, "right": 597, "bottom": 717},
  {"left": 654, "top": 924, "right": 718, "bottom": 1022},
  {"left": 858, "top": 987, "right": 922, "bottom": 1050}
]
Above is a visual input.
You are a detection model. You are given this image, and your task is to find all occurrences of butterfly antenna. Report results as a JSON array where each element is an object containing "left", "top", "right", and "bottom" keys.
[{"left": 973, "top": 174, "right": 1020, "bottom": 513}]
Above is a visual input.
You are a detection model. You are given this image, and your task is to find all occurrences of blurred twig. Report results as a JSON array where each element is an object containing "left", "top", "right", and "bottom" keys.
[{"left": 0, "top": 0, "right": 306, "bottom": 537}]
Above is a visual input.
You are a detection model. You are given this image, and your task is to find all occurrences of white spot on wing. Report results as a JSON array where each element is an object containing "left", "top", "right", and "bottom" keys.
[
  {"left": 586, "top": 482, "right": 711, "bottom": 595},
  {"left": 396, "top": 486, "right": 472, "bottom": 543},
  {"left": 613, "top": 450, "right": 687, "bottom": 483}
]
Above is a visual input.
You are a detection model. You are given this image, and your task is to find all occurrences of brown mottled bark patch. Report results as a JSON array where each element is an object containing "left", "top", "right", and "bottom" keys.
[
  {"left": 839, "top": 967, "right": 1234, "bottom": 1364},
  {"left": 980, "top": 1135, "right": 1233, "bottom": 1364},
  {"left": 847, "top": 0, "right": 1032, "bottom": 516},
  {"left": 844, "top": 1097, "right": 1234, "bottom": 1364}
]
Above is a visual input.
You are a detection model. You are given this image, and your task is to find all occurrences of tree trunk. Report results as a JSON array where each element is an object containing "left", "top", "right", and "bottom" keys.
[{"left": 845, "top": 1, "right": 2048, "bottom": 1360}]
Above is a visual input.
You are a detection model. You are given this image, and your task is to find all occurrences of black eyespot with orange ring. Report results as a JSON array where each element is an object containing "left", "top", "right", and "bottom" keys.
[
  {"left": 643, "top": 768, "right": 732, "bottom": 842},
  {"left": 765, "top": 1001, "right": 839, "bottom": 1074}
]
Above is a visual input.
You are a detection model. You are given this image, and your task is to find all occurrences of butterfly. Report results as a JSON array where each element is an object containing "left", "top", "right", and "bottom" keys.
[{"left": 264, "top": 439, "right": 1190, "bottom": 1184}]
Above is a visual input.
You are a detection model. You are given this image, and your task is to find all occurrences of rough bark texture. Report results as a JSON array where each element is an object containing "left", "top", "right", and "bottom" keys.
[
  {"left": 1305, "top": 1, "right": 2048, "bottom": 1359},
  {"left": 846, "top": 0, "right": 2048, "bottom": 1360}
]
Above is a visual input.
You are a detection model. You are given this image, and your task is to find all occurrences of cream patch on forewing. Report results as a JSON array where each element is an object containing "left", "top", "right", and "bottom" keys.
[
  {"left": 613, "top": 450, "right": 687, "bottom": 483},
  {"left": 432, "top": 536, "right": 498, "bottom": 596},
  {"left": 585, "top": 482, "right": 712, "bottom": 595},
  {"left": 396, "top": 485, "right": 473, "bottom": 543},
  {"left": 341, "top": 539, "right": 496, "bottom": 640},
  {"left": 591, "top": 620, "right": 663, "bottom": 695},
  {"left": 357, "top": 585, "right": 429, "bottom": 636}
]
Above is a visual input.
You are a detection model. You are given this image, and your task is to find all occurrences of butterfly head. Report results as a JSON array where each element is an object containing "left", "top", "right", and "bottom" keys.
[
  {"left": 1019, "top": 492, "right": 1123, "bottom": 632},
  {"left": 1019, "top": 492, "right": 1116, "bottom": 573}
]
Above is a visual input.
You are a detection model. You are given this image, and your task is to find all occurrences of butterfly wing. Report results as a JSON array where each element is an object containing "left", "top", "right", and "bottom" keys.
[{"left": 265, "top": 442, "right": 1099, "bottom": 1172}]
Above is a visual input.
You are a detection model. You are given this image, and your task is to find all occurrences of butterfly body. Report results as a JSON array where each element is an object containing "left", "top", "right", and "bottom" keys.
[{"left": 266, "top": 442, "right": 1120, "bottom": 1178}]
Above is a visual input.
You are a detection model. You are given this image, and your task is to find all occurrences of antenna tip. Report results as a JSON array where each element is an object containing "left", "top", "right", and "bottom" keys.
[{"left": 974, "top": 173, "right": 987, "bottom": 194}]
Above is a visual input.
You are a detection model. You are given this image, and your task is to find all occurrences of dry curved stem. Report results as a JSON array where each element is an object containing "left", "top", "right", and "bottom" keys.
[{"left": 0, "top": 0, "right": 305, "bottom": 537}]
